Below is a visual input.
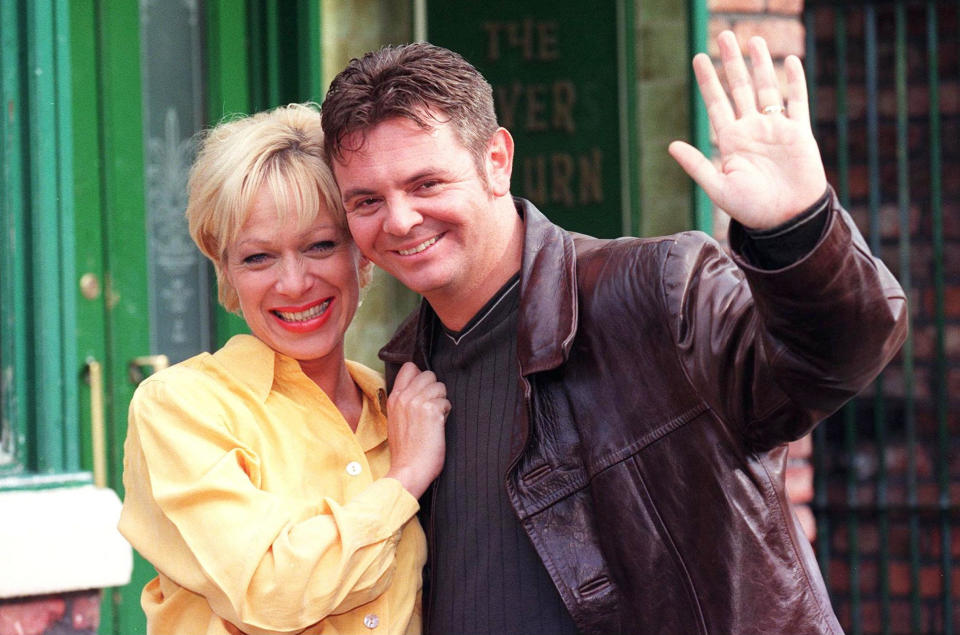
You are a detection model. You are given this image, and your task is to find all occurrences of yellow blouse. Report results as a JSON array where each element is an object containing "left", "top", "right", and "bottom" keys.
[{"left": 118, "top": 335, "right": 426, "bottom": 635}]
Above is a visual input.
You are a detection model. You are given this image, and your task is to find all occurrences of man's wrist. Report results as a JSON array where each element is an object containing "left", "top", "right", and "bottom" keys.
[{"left": 732, "top": 186, "right": 832, "bottom": 270}]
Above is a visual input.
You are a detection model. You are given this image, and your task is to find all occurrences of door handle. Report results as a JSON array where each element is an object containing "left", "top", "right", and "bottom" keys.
[
  {"left": 85, "top": 358, "right": 106, "bottom": 488},
  {"left": 128, "top": 354, "right": 170, "bottom": 385}
]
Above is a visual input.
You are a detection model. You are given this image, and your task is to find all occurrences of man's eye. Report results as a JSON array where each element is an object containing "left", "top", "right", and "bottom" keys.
[
  {"left": 351, "top": 197, "right": 381, "bottom": 213},
  {"left": 419, "top": 180, "right": 440, "bottom": 191}
]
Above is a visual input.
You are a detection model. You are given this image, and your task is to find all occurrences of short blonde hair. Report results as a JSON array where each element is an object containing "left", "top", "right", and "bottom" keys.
[{"left": 186, "top": 103, "right": 347, "bottom": 312}]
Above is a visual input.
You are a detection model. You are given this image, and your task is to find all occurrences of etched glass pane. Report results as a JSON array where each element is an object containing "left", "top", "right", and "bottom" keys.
[{"left": 140, "top": 0, "right": 212, "bottom": 363}]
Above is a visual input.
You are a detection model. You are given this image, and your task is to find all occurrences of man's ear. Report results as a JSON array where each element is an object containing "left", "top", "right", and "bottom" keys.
[
  {"left": 358, "top": 255, "right": 374, "bottom": 289},
  {"left": 485, "top": 127, "right": 514, "bottom": 197}
]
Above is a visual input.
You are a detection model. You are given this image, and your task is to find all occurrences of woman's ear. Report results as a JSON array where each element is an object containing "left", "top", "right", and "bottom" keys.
[{"left": 485, "top": 127, "right": 514, "bottom": 197}]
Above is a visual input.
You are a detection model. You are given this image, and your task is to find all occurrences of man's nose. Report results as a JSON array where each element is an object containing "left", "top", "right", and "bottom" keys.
[{"left": 382, "top": 198, "right": 423, "bottom": 236}]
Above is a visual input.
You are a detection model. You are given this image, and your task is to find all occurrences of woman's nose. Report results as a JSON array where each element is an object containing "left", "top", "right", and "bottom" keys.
[{"left": 275, "top": 256, "right": 312, "bottom": 297}]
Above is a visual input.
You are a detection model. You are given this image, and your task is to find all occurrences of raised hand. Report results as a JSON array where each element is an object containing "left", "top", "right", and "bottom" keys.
[
  {"left": 384, "top": 362, "right": 450, "bottom": 498},
  {"left": 668, "top": 30, "right": 828, "bottom": 230}
]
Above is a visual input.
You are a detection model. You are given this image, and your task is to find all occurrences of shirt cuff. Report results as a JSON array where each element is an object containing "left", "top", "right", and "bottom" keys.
[{"left": 731, "top": 187, "right": 832, "bottom": 270}]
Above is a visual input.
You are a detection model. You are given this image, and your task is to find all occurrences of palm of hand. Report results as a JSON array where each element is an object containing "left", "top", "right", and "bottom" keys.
[
  {"left": 669, "top": 31, "right": 828, "bottom": 231},
  {"left": 712, "top": 112, "right": 826, "bottom": 229}
]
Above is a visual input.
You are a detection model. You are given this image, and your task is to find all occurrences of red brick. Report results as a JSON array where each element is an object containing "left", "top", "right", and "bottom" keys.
[
  {"left": 855, "top": 524, "right": 881, "bottom": 554},
  {"left": 811, "top": 6, "right": 835, "bottom": 40},
  {"left": 888, "top": 561, "right": 912, "bottom": 595},
  {"left": 856, "top": 560, "right": 880, "bottom": 594},
  {"left": 948, "top": 368, "right": 960, "bottom": 404},
  {"left": 942, "top": 80, "right": 960, "bottom": 116},
  {"left": 786, "top": 462, "right": 814, "bottom": 504},
  {"left": 861, "top": 600, "right": 883, "bottom": 634},
  {"left": 887, "top": 524, "right": 915, "bottom": 556},
  {"left": 708, "top": 0, "right": 764, "bottom": 12},
  {"left": 910, "top": 323, "right": 936, "bottom": 363},
  {"left": 920, "top": 565, "right": 945, "bottom": 597},
  {"left": 845, "top": 165, "right": 870, "bottom": 200},
  {"left": 731, "top": 18, "right": 805, "bottom": 59},
  {"left": 947, "top": 326, "right": 960, "bottom": 363},
  {"left": 829, "top": 559, "right": 851, "bottom": 592},
  {"left": 888, "top": 600, "right": 914, "bottom": 634},
  {"left": 945, "top": 240, "right": 960, "bottom": 281},
  {"left": 70, "top": 592, "right": 100, "bottom": 631},
  {"left": 767, "top": 0, "right": 803, "bottom": 16},
  {"left": 924, "top": 286, "right": 960, "bottom": 319},
  {"left": 0, "top": 597, "right": 66, "bottom": 635},
  {"left": 707, "top": 19, "right": 734, "bottom": 58},
  {"left": 917, "top": 483, "right": 942, "bottom": 506}
]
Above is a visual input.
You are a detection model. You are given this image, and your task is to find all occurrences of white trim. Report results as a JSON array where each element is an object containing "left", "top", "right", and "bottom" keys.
[{"left": 0, "top": 486, "right": 133, "bottom": 598}]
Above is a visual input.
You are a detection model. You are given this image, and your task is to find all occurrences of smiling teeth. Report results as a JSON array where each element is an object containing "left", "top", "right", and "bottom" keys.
[
  {"left": 275, "top": 299, "right": 330, "bottom": 322},
  {"left": 398, "top": 236, "right": 438, "bottom": 256}
]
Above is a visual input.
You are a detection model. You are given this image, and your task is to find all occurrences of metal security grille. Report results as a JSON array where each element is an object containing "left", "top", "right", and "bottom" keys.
[{"left": 804, "top": 1, "right": 959, "bottom": 633}]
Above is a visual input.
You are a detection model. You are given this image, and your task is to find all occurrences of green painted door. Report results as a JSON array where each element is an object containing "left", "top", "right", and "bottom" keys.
[{"left": 71, "top": 2, "right": 250, "bottom": 633}]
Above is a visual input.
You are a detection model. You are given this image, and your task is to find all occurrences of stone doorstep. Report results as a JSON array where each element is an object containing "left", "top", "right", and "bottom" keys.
[{"left": 0, "top": 486, "right": 132, "bottom": 599}]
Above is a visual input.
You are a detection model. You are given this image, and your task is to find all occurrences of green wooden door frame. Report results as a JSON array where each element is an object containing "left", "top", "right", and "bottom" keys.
[
  {"left": 71, "top": 0, "right": 108, "bottom": 485},
  {"left": 688, "top": 0, "right": 712, "bottom": 233},
  {"left": 1, "top": 0, "right": 87, "bottom": 485},
  {"left": 83, "top": 2, "right": 152, "bottom": 633}
]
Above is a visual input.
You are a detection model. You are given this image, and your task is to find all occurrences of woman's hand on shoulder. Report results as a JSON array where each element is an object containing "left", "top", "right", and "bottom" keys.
[{"left": 384, "top": 362, "right": 450, "bottom": 498}]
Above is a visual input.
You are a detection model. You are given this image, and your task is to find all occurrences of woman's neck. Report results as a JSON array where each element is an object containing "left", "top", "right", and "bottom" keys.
[{"left": 299, "top": 357, "right": 363, "bottom": 432}]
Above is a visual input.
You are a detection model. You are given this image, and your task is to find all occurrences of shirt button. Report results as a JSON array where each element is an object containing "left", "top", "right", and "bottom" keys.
[
  {"left": 346, "top": 461, "right": 362, "bottom": 476},
  {"left": 363, "top": 614, "right": 380, "bottom": 629}
]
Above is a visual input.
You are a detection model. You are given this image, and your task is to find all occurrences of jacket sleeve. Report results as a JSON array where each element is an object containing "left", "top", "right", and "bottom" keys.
[
  {"left": 118, "top": 375, "right": 419, "bottom": 635},
  {"left": 663, "top": 189, "right": 907, "bottom": 452}
]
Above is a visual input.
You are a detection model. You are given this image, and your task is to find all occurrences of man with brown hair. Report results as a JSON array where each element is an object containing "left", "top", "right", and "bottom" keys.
[{"left": 321, "top": 32, "right": 906, "bottom": 635}]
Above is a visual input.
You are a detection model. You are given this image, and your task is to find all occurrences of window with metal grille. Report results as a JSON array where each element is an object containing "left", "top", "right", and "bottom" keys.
[{"left": 805, "top": 1, "right": 959, "bottom": 633}]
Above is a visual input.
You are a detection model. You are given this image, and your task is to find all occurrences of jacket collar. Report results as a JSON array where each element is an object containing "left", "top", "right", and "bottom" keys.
[
  {"left": 379, "top": 197, "right": 578, "bottom": 377},
  {"left": 514, "top": 197, "right": 578, "bottom": 375}
]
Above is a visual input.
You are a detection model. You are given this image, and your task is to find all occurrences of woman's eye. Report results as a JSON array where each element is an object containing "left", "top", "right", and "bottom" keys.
[
  {"left": 242, "top": 253, "right": 269, "bottom": 265},
  {"left": 308, "top": 241, "right": 336, "bottom": 253}
]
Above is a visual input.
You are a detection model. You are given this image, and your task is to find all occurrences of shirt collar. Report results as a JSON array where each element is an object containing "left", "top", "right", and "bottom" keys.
[
  {"left": 212, "top": 334, "right": 276, "bottom": 402},
  {"left": 212, "top": 335, "right": 388, "bottom": 449},
  {"left": 345, "top": 360, "right": 389, "bottom": 451}
]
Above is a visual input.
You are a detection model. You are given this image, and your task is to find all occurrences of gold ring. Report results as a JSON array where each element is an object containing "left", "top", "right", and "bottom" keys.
[{"left": 762, "top": 104, "right": 785, "bottom": 115}]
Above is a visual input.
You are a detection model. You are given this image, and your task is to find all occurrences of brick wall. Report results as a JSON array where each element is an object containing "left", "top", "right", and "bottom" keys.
[
  {"left": 0, "top": 591, "right": 100, "bottom": 635},
  {"left": 705, "top": 2, "right": 959, "bottom": 632},
  {"left": 806, "top": 2, "right": 959, "bottom": 633}
]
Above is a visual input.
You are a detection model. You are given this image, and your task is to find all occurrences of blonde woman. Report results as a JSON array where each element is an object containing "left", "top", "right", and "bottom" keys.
[{"left": 119, "top": 103, "right": 447, "bottom": 635}]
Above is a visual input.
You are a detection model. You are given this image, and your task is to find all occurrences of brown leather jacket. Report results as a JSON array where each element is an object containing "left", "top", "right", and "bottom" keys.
[{"left": 380, "top": 194, "right": 907, "bottom": 634}]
